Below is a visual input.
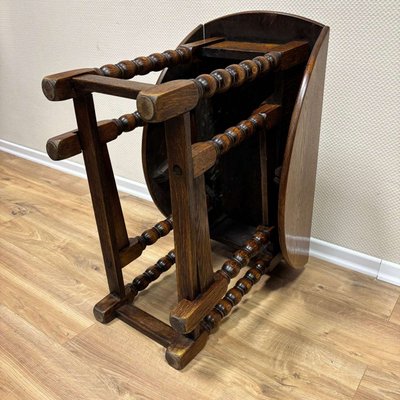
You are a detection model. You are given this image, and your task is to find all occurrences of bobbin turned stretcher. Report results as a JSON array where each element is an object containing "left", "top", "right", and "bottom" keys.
[{"left": 42, "top": 12, "right": 329, "bottom": 369}]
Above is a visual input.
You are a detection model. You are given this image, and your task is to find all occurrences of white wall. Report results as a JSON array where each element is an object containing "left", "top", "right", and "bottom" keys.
[{"left": 1, "top": 1, "right": 399, "bottom": 264}]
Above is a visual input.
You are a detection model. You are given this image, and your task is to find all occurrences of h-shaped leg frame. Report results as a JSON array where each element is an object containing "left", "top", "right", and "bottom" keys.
[{"left": 41, "top": 36, "right": 309, "bottom": 368}]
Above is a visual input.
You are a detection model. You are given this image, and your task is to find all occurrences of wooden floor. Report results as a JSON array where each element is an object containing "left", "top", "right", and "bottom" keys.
[{"left": 0, "top": 151, "right": 399, "bottom": 400}]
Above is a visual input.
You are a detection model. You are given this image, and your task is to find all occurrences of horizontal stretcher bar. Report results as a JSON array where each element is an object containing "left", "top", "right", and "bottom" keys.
[
  {"left": 41, "top": 36, "right": 224, "bottom": 101},
  {"left": 136, "top": 41, "right": 308, "bottom": 122},
  {"left": 46, "top": 103, "right": 280, "bottom": 176},
  {"left": 41, "top": 68, "right": 155, "bottom": 102},
  {"left": 46, "top": 111, "right": 143, "bottom": 161},
  {"left": 73, "top": 75, "right": 154, "bottom": 99}
]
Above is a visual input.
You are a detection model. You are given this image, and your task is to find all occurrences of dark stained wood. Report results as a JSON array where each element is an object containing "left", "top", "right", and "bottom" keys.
[
  {"left": 97, "top": 250, "right": 175, "bottom": 320},
  {"left": 203, "top": 254, "right": 280, "bottom": 332},
  {"left": 42, "top": 11, "right": 329, "bottom": 369},
  {"left": 278, "top": 27, "right": 329, "bottom": 268},
  {"left": 42, "top": 68, "right": 99, "bottom": 101},
  {"left": 73, "top": 94, "right": 128, "bottom": 296},
  {"left": 46, "top": 129, "right": 83, "bottom": 161},
  {"left": 259, "top": 123, "right": 269, "bottom": 225},
  {"left": 165, "top": 330, "right": 209, "bottom": 370},
  {"left": 117, "top": 304, "right": 179, "bottom": 348},
  {"left": 161, "top": 103, "right": 282, "bottom": 179},
  {"left": 219, "top": 226, "right": 273, "bottom": 280},
  {"left": 99, "top": 36, "right": 224, "bottom": 79},
  {"left": 42, "top": 37, "right": 221, "bottom": 102},
  {"left": 164, "top": 113, "right": 214, "bottom": 301},
  {"left": 143, "top": 14, "right": 323, "bottom": 249},
  {"left": 203, "top": 12, "right": 323, "bottom": 45},
  {"left": 119, "top": 217, "right": 173, "bottom": 267},
  {"left": 93, "top": 285, "right": 133, "bottom": 323},
  {"left": 169, "top": 225, "right": 273, "bottom": 336},
  {"left": 138, "top": 43, "right": 305, "bottom": 124},
  {"left": 192, "top": 173, "right": 214, "bottom": 294},
  {"left": 130, "top": 250, "right": 175, "bottom": 292},
  {"left": 270, "top": 41, "right": 310, "bottom": 70},
  {"left": 191, "top": 142, "right": 218, "bottom": 178},
  {"left": 208, "top": 103, "right": 281, "bottom": 153},
  {"left": 119, "top": 237, "right": 144, "bottom": 268},
  {"left": 178, "top": 36, "right": 225, "bottom": 52},
  {"left": 169, "top": 272, "right": 229, "bottom": 334},
  {"left": 201, "top": 40, "right": 309, "bottom": 69},
  {"left": 73, "top": 75, "right": 154, "bottom": 99},
  {"left": 137, "top": 80, "right": 200, "bottom": 122},
  {"left": 201, "top": 40, "right": 281, "bottom": 59},
  {"left": 193, "top": 41, "right": 308, "bottom": 99},
  {"left": 46, "top": 111, "right": 144, "bottom": 161}
]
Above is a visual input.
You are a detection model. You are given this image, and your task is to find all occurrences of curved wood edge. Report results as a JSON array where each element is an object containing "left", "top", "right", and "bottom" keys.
[
  {"left": 203, "top": 10, "right": 325, "bottom": 31},
  {"left": 278, "top": 26, "right": 330, "bottom": 269}
]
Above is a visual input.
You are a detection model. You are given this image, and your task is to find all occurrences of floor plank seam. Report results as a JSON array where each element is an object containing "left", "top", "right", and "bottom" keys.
[
  {"left": 60, "top": 321, "right": 97, "bottom": 347},
  {"left": 2, "top": 152, "right": 400, "bottom": 400},
  {"left": 351, "top": 365, "right": 368, "bottom": 400},
  {"left": 387, "top": 297, "right": 400, "bottom": 322}
]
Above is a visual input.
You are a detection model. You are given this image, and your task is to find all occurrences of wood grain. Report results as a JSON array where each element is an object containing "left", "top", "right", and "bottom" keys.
[
  {"left": 41, "top": 68, "right": 98, "bottom": 101},
  {"left": 1, "top": 152, "right": 400, "bottom": 399},
  {"left": 353, "top": 367, "right": 400, "bottom": 400},
  {"left": 278, "top": 27, "right": 330, "bottom": 268},
  {"left": 201, "top": 40, "right": 280, "bottom": 59},
  {"left": 73, "top": 75, "right": 154, "bottom": 99},
  {"left": 164, "top": 113, "right": 213, "bottom": 301},
  {"left": 389, "top": 297, "right": 400, "bottom": 325},
  {"left": 137, "top": 80, "right": 200, "bottom": 122},
  {"left": 0, "top": 305, "right": 111, "bottom": 399}
]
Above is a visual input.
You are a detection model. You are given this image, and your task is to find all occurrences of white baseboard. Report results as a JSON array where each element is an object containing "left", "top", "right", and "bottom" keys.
[
  {"left": 1, "top": 139, "right": 399, "bottom": 286},
  {"left": 309, "top": 238, "right": 400, "bottom": 286},
  {"left": 378, "top": 260, "right": 400, "bottom": 287},
  {"left": 0, "top": 139, "right": 152, "bottom": 201},
  {"left": 309, "top": 238, "right": 381, "bottom": 277}
]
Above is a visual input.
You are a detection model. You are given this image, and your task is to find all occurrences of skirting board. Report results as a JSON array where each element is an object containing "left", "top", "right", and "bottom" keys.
[
  {"left": 1, "top": 138, "right": 399, "bottom": 287},
  {"left": 0, "top": 139, "right": 152, "bottom": 202},
  {"left": 310, "top": 238, "right": 400, "bottom": 286}
]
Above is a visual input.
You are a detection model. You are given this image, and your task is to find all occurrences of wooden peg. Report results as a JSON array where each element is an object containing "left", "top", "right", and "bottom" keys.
[
  {"left": 42, "top": 68, "right": 99, "bottom": 101},
  {"left": 46, "top": 111, "right": 144, "bottom": 161},
  {"left": 137, "top": 80, "right": 200, "bottom": 122},
  {"left": 46, "top": 129, "right": 83, "bottom": 161}
]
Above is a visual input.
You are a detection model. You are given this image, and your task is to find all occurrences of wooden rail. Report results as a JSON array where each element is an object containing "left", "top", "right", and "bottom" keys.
[
  {"left": 137, "top": 41, "right": 308, "bottom": 122},
  {"left": 41, "top": 37, "right": 224, "bottom": 101},
  {"left": 46, "top": 111, "right": 143, "bottom": 161}
]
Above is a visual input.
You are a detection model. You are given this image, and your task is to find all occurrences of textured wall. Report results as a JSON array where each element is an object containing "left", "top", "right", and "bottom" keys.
[{"left": 1, "top": 1, "right": 399, "bottom": 263}]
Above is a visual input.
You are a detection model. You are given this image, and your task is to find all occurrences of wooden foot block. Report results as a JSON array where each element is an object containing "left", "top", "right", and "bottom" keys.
[
  {"left": 169, "top": 273, "right": 228, "bottom": 334},
  {"left": 93, "top": 286, "right": 132, "bottom": 323},
  {"left": 165, "top": 330, "right": 209, "bottom": 370}
]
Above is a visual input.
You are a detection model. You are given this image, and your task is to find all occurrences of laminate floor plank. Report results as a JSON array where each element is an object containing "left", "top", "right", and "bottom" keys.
[
  {"left": 0, "top": 305, "right": 115, "bottom": 400},
  {"left": 64, "top": 315, "right": 366, "bottom": 400},
  {"left": 1, "top": 152, "right": 399, "bottom": 399},
  {"left": 389, "top": 297, "right": 400, "bottom": 325},
  {"left": 272, "top": 259, "right": 400, "bottom": 319},
  {"left": 0, "top": 254, "right": 93, "bottom": 344},
  {"left": 235, "top": 267, "right": 400, "bottom": 372},
  {"left": 353, "top": 367, "right": 400, "bottom": 400},
  {"left": 0, "top": 151, "right": 89, "bottom": 197}
]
